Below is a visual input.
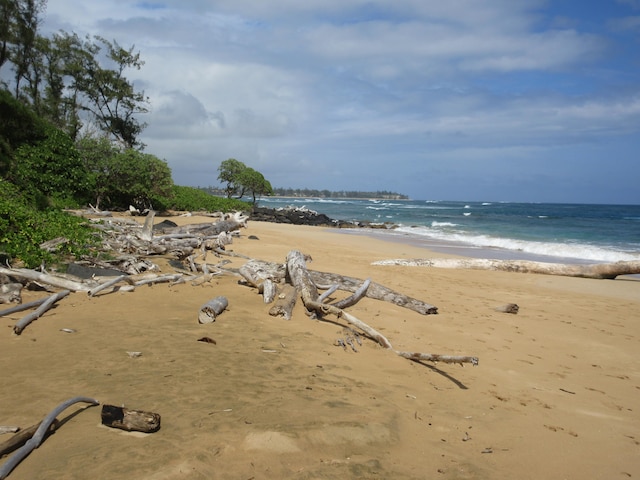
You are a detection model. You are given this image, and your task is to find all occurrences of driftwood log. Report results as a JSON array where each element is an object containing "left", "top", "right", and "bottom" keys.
[
  {"left": 198, "top": 296, "right": 229, "bottom": 324},
  {"left": 268, "top": 284, "right": 298, "bottom": 320},
  {"left": 286, "top": 250, "right": 478, "bottom": 366},
  {"left": 0, "top": 420, "right": 59, "bottom": 458},
  {"left": 0, "top": 397, "right": 98, "bottom": 480},
  {"left": 13, "top": 290, "right": 70, "bottom": 335},
  {"left": 236, "top": 259, "right": 438, "bottom": 314},
  {"left": 100, "top": 405, "right": 161, "bottom": 433},
  {"left": 372, "top": 258, "right": 640, "bottom": 280},
  {"left": 0, "top": 283, "right": 22, "bottom": 304}
]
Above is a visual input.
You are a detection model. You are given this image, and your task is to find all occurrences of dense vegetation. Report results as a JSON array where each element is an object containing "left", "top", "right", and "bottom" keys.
[{"left": 0, "top": 0, "right": 251, "bottom": 268}]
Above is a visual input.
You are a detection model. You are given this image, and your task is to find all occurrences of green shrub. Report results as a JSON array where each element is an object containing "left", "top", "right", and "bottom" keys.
[
  {"left": 170, "top": 185, "right": 251, "bottom": 212},
  {"left": 0, "top": 180, "right": 98, "bottom": 268}
]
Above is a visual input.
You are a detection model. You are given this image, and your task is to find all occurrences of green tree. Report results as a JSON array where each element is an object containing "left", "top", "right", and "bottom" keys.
[
  {"left": 237, "top": 167, "right": 272, "bottom": 205},
  {"left": 0, "top": 88, "right": 46, "bottom": 175},
  {"left": 11, "top": 124, "right": 90, "bottom": 208},
  {"left": 217, "top": 158, "right": 247, "bottom": 198},
  {"left": 75, "top": 135, "right": 119, "bottom": 209},
  {"left": 90, "top": 148, "right": 173, "bottom": 210},
  {"left": 72, "top": 36, "right": 149, "bottom": 149}
]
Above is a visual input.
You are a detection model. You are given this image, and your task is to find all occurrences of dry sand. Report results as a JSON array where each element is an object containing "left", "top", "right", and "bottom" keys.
[{"left": 1, "top": 215, "right": 639, "bottom": 479}]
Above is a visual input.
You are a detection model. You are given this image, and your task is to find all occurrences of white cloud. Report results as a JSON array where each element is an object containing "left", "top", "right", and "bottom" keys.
[{"left": 36, "top": 0, "right": 640, "bottom": 202}]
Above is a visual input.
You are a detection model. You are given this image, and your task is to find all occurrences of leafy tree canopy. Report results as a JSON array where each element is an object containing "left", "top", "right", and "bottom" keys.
[{"left": 217, "top": 158, "right": 273, "bottom": 205}]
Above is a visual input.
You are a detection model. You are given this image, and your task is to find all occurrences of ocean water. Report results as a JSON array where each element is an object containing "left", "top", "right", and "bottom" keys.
[{"left": 258, "top": 197, "right": 640, "bottom": 264}]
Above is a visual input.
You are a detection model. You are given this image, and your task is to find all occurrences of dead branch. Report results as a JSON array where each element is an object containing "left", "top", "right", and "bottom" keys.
[
  {"left": 0, "top": 421, "right": 59, "bottom": 458},
  {"left": 0, "top": 397, "right": 99, "bottom": 480},
  {"left": 372, "top": 258, "right": 640, "bottom": 280},
  {"left": 13, "top": 290, "right": 71, "bottom": 335},
  {"left": 0, "top": 298, "right": 49, "bottom": 318},
  {"left": 0, "top": 267, "right": 93, "bottom": 292},
  {"left": 87, "top": 275, "right": 128, "bottom": 297},
  {"left": 332, "top": 278, "right": 371, "bottom": 309},
  {"left": 286, "top": 250, "right": 477, "bottom": 366}
]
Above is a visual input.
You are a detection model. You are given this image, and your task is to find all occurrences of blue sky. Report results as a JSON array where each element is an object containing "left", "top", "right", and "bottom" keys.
[{"left": 41, "top": 0, "right": 640, "bottom": 203}]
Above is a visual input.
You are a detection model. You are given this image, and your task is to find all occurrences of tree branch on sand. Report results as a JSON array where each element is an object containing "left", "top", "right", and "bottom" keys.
[{"left": 240, "top": 250, "right": 478, "bottom": 367}]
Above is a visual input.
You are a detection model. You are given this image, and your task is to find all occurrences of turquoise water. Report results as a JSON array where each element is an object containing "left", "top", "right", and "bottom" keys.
[{"left": 258, "top": 197, "right": 640, "bottom": 264}]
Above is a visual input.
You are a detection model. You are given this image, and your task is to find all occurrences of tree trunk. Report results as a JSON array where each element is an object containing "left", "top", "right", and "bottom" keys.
[{"left": 372, "top": 258, "right": 640, "bottom": 280}]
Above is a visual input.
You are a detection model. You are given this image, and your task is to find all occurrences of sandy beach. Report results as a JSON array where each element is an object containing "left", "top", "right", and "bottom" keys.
[{"left": 1, "top": 215, "right": 639, "bottom": 479}]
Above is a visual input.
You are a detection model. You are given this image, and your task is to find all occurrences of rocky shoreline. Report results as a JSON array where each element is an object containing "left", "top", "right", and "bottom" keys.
[{"left": 249, "top": 206, "right": 398, "bottom": 229}]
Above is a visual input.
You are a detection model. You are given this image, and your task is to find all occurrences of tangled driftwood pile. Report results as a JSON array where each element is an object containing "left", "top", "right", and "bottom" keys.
[{"left": 0, "top": 209, "right": 479, "bottom": 367}]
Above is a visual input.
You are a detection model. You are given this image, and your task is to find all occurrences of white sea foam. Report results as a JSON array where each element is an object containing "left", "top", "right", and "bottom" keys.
[
  {"left": 395, "top": 225, "right": 640, "bottom": 263},
  {"left": 432, "top": 221, "right": 458, "bottom": 227}
]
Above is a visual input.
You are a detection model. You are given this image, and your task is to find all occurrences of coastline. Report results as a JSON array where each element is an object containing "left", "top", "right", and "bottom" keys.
[{"left": 1, "top": 216, "right": 638, "bottom": 479}]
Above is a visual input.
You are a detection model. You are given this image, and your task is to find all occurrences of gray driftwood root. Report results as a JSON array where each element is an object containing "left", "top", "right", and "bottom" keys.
[
  {"left": 100, "top": 405, "right": 161, "bottom": 433},
  {"left": 372, "top": 258, "right": 640, "bottom": 280},
  {"left": 286, "top": 250, "right": 478, "bottom": 366},
  {"left": 13, "top": 290, "right": 70, "bottom": 335},
  {"left": 198, "top": 296, "right": 229, "bottom": 324},
  {"left": 0, "top": 396, "right": 99, "bottom": 480}
]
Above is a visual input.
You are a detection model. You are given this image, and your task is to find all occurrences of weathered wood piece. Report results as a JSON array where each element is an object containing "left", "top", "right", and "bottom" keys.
[
  {"left": 268, "top": 284, "right": 298, "bottom": 320},
  {"left": 0, "top": 283, "right": 22, "bottom": 304},
  {"left": 138, "top": 209, "right": 156, "bottom": 241},
  {"left": 0, "top": 421, "right": 59, "bottom": 458},
  {"left": 13, "top": 290, "right": 71, "bottom": 335},
  {"left": 87, "top": 275, "right": 128, "bottom": 297},
  {"left": 0, "top": 267, "right": 93, "bottom": 292},
  {"left": 0, "top": 397, "right": 99, "bottom": 480},
  {"left": 311, "top": 270, "right": 438, "bottom": 314},
  {"left": 286, "top": 250, "right": 478, "bottom": 366},
  {"left": 372, "top": 258, "right": 640, "bottom": 280},
  {"left": 198, "top": 296, "right": 229, "bottom": 324},
  {"left": 0, "top": 298, "right": 48, "bottom": 318},
  {"left": 235, "top": 259, "right": 438, "bottom": 314},
  {"left": 261, "top": 279, "right": 277, "bottom": 304},
  {"left": 495, "top": 303, "right": 519, "bottom": 314},
  {"left": 100, "top": 405, "right": 161, "bottom": 433},
  {"left": 332, "top": 278, "right": 371, "bottom": 309},
  {"left": 318, "top": 284, "right": 340, "bottom": 303}
]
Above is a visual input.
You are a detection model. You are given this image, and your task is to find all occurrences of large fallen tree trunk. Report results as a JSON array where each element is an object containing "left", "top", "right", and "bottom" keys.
[
  {"left": 0, "top": 267, "right": 94, "bottom": 292},
  {"left": 371, "top": 258, "right": 640, "bottom": 280},
  {"left": 286, "top": 250, "right": 477, "bottom": 366},
  {"left": 236, "top": 259, "right": 438, "bottom": 314}
]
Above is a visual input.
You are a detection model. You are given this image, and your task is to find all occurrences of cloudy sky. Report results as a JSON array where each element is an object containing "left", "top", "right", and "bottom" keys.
[{"left": 42, "top": 1, "right": 640, "bottom": 203}]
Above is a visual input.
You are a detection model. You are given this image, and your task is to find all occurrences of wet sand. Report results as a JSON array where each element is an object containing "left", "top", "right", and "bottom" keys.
[{"left": 1, "top": 215, "right": 639, "bottom": 479}]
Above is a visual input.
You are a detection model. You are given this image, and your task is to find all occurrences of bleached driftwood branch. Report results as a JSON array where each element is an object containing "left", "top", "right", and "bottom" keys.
[
  {"left": 286, "top": 250, "right": 478, "bottom": 366},
  {"left": 0, "top": 397, "right": 99, "bottom": 480},
  {"left": 0, "top": 267, "right": 94, "bottom": 292},
  {"left": 13, "top": 290, "right": 70, "bottom": 335},
  {"left": 372, "top": 258, "right": 640, "bottom": 280}
]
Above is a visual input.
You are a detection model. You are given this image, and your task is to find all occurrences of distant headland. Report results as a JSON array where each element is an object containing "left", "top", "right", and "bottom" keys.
[{"left": 201, "top": 187, "right": 408, "bottom": 200}]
